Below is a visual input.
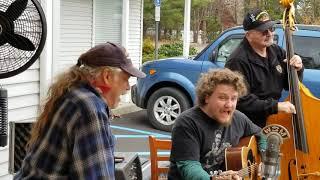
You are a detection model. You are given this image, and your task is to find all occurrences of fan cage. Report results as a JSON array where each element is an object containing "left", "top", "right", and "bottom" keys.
[{"left": 0, "top": 0, "right": 47, "bottom": 79}]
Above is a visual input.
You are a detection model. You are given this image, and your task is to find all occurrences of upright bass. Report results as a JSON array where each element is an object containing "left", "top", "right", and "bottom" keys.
[{"left": 267, "top": 0, "right": 320, "bottom": 179}]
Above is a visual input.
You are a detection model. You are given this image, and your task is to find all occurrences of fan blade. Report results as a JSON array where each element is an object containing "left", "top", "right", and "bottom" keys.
[
  {"left": 5, "top": 32, "right": 35, "bottom": 51},
  {"left": 5, "top": 0, "right": 28, "bottom": 21}
]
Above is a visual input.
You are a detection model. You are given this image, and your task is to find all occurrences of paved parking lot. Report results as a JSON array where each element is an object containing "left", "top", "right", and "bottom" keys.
[
  {"left": 112, "top": 109, "right": 171, "bottom": 154},
  {"left": 111, "top": 109, "right": 171, "bottom": 179}
]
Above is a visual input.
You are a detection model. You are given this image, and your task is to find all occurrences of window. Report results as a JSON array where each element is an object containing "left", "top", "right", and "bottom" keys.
[
  {"left": 216, "top": 38, "right": 242, "bottom": 62},
  {"left": 215, "top": 35, "right": 279, "bottom": 63},
  {"left": 94, "top": 0, "right": 122, "bottom": 45},
  {"left": 293, "top": 36, "right": 320, "bottom": 70}
]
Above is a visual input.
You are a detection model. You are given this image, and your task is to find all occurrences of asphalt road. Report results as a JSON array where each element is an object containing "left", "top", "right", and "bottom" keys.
[
  {"left": 111, "top": 109, "right": 171, "bottom": 179},
  {"left": 111, "top": 109, "right": 171, "bottom": 156}
]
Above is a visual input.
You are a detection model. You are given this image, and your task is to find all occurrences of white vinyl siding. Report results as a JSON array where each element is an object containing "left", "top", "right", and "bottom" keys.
[
  {"left": 128, "top": 0, "right": 143, "bottom": 74},
  {"left": 127, "top": 0, "right": 143, "bottom": 90},
  {"left": 0, "top": 61, "right": 40, "bottom": 178},
  {"left": 57, "top": 0, "right": 93, "bottom": 75}
]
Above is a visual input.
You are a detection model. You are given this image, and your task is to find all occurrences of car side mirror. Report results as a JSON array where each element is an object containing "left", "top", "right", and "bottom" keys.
[{"left": 210, "top": 50, "right": 217, "bottom": 61}]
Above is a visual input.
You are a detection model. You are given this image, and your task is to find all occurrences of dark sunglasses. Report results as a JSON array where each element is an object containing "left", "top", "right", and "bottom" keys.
[{"left": 261, "top": 27, "right": 275, "bottom": 36}]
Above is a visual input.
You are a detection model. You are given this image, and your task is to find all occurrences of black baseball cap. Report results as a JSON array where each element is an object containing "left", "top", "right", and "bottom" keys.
[
  {"left": 77, "top": 42, "right": 146, "bottom": 78},
  {"left": 243, "top": 9, "right": 275, "bottom": 31}
]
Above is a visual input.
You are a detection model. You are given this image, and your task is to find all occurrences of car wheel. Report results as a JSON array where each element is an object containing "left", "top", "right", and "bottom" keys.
[{"left": 147, "top": 87, "right": 191, "bottom": 132}]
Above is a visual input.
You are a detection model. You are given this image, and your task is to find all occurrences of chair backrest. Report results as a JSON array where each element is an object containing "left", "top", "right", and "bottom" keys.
[{"left": 148, "top": 136, "right": 172, "bottom": 180}]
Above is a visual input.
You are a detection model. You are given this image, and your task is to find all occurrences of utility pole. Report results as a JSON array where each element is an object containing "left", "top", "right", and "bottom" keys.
[
  {"left": 183, "top": 0, "right": 191, "bottom": 58},
  {"left": 154, "top": 0, "right": 161, "bottom": 60}
]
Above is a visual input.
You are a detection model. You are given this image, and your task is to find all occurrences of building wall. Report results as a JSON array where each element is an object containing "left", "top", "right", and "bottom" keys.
[
  {"left": 123, "top": 0, "right": 143, "bottom": 102},
  {"left": 0, "top": 61, "right": 40, "bottom": 178},
  {"left": 55, "top": 0, "right": 93, "bottom": 75},
  {"left": 128, "top": 0, "right": 143, "bottom": 79}
]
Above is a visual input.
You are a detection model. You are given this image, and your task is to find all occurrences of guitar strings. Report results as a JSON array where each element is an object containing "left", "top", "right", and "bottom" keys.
[
  {"left": 236, "top": 163, "right": 258, "bottom": 177},
  {"left": 237, "top": 164, "right": 258, "bottom": 177},
  {"left": 238, "top": 165, "right": 257, "bottom": 176},
  {"left": 238, "top": 167, "right": 258, "bottom": 177}
]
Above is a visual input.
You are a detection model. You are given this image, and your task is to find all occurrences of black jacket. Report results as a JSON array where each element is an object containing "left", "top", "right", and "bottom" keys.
[{"left": 225, "top": 37, "right": 304, "bottom": 127}]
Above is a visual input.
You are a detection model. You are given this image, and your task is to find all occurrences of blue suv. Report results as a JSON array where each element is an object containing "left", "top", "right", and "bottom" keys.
[{"left": 131, "top": 24, "right": 320, "bottom": 131}]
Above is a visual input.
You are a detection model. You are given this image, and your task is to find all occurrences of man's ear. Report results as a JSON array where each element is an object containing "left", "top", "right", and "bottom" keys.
[{"left": 101, "top": 68, "right": 113, "bottom": 85}]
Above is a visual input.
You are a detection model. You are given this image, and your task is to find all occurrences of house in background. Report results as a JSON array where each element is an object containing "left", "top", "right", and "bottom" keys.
[{"left": 0, "top": 0, "right": 144, "bottom": 178}]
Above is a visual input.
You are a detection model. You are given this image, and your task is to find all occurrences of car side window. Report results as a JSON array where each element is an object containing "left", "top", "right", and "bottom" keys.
[
  {"left": 216, "top": 38, "right": 242, "bottom": 62},
  {"left": 293, "top": 36, "right": 320, "bottom": 70},
  {"left": 214, "top": 35, "right": 279, "bottom": 63}
]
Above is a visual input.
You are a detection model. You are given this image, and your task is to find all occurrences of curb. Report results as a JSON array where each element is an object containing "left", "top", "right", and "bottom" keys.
[{"left": 111, "top": 102, "right": 143, "bottom": 115}]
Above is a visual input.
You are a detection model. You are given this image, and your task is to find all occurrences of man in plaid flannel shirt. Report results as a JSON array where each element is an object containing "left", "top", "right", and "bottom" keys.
[{"left": 14, "top": 42, "right": 145, "bottom": 179}]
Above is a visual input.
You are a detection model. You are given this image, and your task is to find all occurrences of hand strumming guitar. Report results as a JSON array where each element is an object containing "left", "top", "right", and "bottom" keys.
[{"left": 211, "top": 170, "right": 241, "bottom": 180}]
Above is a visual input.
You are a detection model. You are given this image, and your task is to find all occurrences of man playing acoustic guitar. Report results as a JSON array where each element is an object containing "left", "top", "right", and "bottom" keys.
[{"left": 168, "top": 69, "right": 266, "bottom": 180}]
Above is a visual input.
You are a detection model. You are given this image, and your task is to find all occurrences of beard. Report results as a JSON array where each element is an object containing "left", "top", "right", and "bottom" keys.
[
  {"left": 220, "top": 119, "right": 232, "bottom": 127},
  {"left": 220, "top": 111, "right": 234, "bottom": 127},
  {"left": 265, "top": 38, "right": 274, "bottom": 47}
]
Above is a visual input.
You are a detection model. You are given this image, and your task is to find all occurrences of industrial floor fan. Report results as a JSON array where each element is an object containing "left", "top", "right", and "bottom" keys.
[{"left": 0, "top": 0, "right": 47, "bottom": 147}]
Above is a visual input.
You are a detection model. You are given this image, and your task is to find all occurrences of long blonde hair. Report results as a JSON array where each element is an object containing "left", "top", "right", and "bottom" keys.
[{"left": 27, "top": 65, "right": 117, "bottom": 148}]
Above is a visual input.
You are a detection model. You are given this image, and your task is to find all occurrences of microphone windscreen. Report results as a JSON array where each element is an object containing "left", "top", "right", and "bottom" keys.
[{"left": 266, "top": 134, "right": 281, "bottom": 159}]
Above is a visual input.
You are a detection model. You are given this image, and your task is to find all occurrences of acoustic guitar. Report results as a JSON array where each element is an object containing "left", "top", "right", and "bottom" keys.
[{"left": 222, "top": 136, "right": 260, "bottom": 180}]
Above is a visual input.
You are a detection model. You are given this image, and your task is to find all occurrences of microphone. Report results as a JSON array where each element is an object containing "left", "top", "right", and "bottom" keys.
[
  {"left": 0, "top": 87, "right": 8, "bottom": 147},
  {"left": 261, "top": 133, "right": 281, "bottom": 178},
  {"left": 261, "top": 124, "right": 290, "bottom": 179}
]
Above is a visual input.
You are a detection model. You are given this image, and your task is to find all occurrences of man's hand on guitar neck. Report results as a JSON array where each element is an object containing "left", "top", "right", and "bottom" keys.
[{"left": 211, "top": 170, "right": 241, "bottom": 180}]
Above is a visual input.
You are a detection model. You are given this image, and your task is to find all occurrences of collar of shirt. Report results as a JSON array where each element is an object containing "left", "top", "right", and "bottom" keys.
[{"left": 80, "top": 83, "right": 111, "bottom": 118}]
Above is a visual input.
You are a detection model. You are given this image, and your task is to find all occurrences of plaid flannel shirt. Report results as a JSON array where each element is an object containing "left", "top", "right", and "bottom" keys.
[{"left": 15, "top": 83, "right": 116, "bottom": 180}]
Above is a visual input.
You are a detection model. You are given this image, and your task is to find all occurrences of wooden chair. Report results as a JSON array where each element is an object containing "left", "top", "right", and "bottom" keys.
[{"left": 148, "top": 136, "right": 172, "bottom": 180}]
